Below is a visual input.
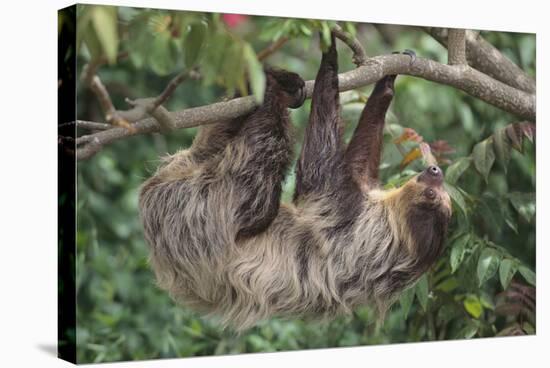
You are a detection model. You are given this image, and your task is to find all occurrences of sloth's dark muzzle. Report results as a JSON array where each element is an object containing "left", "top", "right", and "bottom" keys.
[{"left": 417, "top": 165, "right": 444, "bottom": 186}]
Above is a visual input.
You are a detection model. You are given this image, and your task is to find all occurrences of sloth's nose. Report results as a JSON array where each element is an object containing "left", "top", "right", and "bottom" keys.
[
  {"left": 427, "top": 165, "right": 442, "bottom": 177},
  {"left": 418, "top": 165, "right": 444, "bottom": 186}
]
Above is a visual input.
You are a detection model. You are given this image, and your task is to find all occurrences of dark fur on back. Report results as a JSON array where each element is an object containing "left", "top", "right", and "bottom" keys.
[{"left": 139, "top": 35, "right": 451, "bottom": 330}]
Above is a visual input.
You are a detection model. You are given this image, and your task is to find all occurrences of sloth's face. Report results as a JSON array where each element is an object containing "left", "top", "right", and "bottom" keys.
[
  {"left": 376, "top": 165, "right": 452, "bottom": 266},
  {"left": 412, "top": 165, "right": 452, "bottom": 218},
  {"left": 370, "top": 165, "right": 452, "bottom": 234},
  {"left": 397, "top": 165, "right": 452, "bottom": 265}
]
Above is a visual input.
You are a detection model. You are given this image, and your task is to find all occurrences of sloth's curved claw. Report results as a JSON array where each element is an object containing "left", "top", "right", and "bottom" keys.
[
  {"left": 403, "top": 49, "right": 416, "bottom": 65},
  {"left": 392, "top": 49, "right": 416, "bottom": 66},
  {"left": 288, "top": 86, "right": 307, "bottom": 109}
]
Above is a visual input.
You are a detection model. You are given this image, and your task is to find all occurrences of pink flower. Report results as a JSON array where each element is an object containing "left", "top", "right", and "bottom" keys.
[{"left": 222, "top": 13, "right": 248, "bottom": 28}]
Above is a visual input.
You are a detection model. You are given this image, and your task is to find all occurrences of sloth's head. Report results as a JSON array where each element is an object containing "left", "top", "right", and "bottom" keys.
[
  {"left": 376, "top": 165, "right": 452, "bottom": 270},
  {"left": 265, "top": 67, "right": 306, "bottom": 109},
  {"left": 407, "top": 165, "right": 452, "bottom": 215}
]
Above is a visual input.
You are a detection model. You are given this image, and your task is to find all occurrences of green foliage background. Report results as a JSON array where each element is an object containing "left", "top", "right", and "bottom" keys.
[{"left": 71, "top": 5, "right": 536, "bottom": 364}]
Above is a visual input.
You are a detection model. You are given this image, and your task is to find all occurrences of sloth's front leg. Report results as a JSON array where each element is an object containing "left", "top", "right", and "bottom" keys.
[{"left": 226, "top": 69, "right": 305, "bottom": 240}]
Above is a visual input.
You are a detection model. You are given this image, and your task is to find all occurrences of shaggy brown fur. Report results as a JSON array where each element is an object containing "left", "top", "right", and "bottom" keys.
[{"left": 139, "top": 35, "right": 452, "bottom": 330}]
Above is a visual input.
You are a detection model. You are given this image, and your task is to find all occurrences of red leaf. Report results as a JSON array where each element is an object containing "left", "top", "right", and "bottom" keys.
[
  {"left": 429, "top": 140, "right": 454, "bottom": 165},
  {"left": 518, "top": 121, "right": 536, "bottom": 142},
  {"left": 429, "top": 140, "right": 455, "bottom": 155},
  {"left": 420, "top": 142, "right": 437, "bottom": 166},
  {"left": 506, "top": 123, "right": 524, "bottom": 152},
  {"left": 400, "top": 147, "right": 421, "bottom": 170},
  {"left": 394, "top": 128, "right": 423, "bottom": 144},
  {"left": 222, "top": 14, "right": 248, "bottom": 28}
]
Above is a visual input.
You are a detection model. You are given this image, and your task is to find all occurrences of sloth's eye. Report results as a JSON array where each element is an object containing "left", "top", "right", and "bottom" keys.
[{"left": 424, "top": 188, "right": 436, "bottom": 200}]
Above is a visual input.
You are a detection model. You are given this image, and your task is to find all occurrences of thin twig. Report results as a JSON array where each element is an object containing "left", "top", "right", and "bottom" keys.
[
  {"left": 151, "top": 68, "right": 201, "bottom": 111},
  {"left": 257, "top": 37, "right": 289, "bottom": 61},
  {"left": 332, "top": 25, "right": 368, "bottom": 66},
  {"left": 81, "top": 61, "right": 136, "bottom": 132}
]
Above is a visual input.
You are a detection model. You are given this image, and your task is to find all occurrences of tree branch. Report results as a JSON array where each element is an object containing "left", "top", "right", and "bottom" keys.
[
  {"left": 77, "top": 53, "right": 535, "bottom": 160},
  {"left": 151, "top": 68, "right": 201, "bottom": 111},
  {"left": 447, "top": 29, "right": 467, "bottom": 65},
  {"left": 81, "top": 61, "right": 136, "bottom": 132},
  {"left": 426, "top": 27, "right": 536, "bottom": 93},
  {"left": 59, "top": 120, "right": 113, "bottom": 131},
  {"left": 332, "top": 25, "right": 368, "bottom": 66}
]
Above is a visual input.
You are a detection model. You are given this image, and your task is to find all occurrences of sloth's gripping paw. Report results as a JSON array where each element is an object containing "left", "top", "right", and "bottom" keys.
[
  {"left": 392, "top": 49, "right": 416, "bottom": 66},
  {"left": 266, "top": 68, "right": 306, "bottom": 109},
  {"left": 372, "top": 74, "right": 398, "bottom": 100},
  {"left": 370, "top": 49, "right": 416, "bottom": 99}
]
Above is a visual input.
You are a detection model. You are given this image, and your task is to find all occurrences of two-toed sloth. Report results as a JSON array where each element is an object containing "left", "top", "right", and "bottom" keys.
[{"left": 139, "top": 34, "right": 452, "bottom": 330}]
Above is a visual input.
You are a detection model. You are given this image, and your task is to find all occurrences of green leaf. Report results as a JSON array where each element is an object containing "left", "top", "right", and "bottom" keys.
[
  {"left": 320, "top": 21, "right": 332, "bottom": 51},
  {"left": 299, "top": 23, "right": 313, "bottom": 36},
  {"left": 76, "top": 6, "right": 94, "bottom": 54},
  {"left": 91, "top": 5, "right": 119, "bottom": 64},
  {"left": 450, "top": 234, "right": 470, "bottom": 273},
  {"left": 503, "top": 207, "right": 519, "bottom": 233},
  {"left": 499, "top": 259, "right": 518, "bottom": 289},
  {"left": 126, "top": 11, "right": 155, "bottom": 69},
  {"left": 149, "top": 34, "right": 179, "bottom": 76},
  {"left": 225, "top": 42, "right": 247, "bottom": 96},
  {"left": 479, "top": 292, "right": 495, "bottom": 310},
  {"left": 457, "top": 320, "right": 480, "bottom": 339},
  {"left": 243, "top": 43, "right": 266, "bottom": 103},
  {"left": 436, "top": 276, "right": 459, "bottom": 293},
  {"left": 477, "top": 248, "right": 500, "bottom": 286},
  {"left": 202, "top": 31, "right": 230, "bottom": 85},
  {"left": 399, "top": 285, "right": 415, "bottom": 318},
  {"left": 472, "top": 138, "right": 495, "bottom": 183},
  {"left": 343, "top": 22, "right": 357, "bottom": 37},
  {"left": 508, "top": 192, "right": 536, "bottom": 223},
  {"left": 247, "top": 334, "right": 269, "bottom": 351},
  {"left": 415, "top": 274, "right": 429, "bottom": 312},
  {"left": 493, "top": 128, "right": 511, "bottom": 173},
  {"left": 518, "top": 265, "right": 536, "bottom": 286},
  {"left": 458, "top": 104, "right": 476, "bottom": 137},
  {"left": 184, "top": 21, "right": 207, "bottom": 67},
  {"left": 445, "top": 157, "right": 471, "bottom": 185},
  {"left": 81, "top": 24, "right": 103, "bottom": 61},
  {"left": 477, "top": 197, "right": 503, "bottom": 237},
  {"left": 443, "top": 183, "right": 467, "bottom": 215},
  {"left": 463, "top": 295, "right": 483, "bottom": 318}
]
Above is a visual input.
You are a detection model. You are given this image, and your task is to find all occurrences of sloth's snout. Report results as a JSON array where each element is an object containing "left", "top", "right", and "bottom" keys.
[
  {"left": 418, "top": 165, "right": 444, "bottom": 186},
  {"left": 427, "top": 165, "right": 442, "bottom": 178}
]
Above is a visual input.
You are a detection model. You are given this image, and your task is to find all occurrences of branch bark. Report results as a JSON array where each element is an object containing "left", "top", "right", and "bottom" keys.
[
  {"left": 426, "top": 27, "right": 536, "bottom": 93},
  {"left": 77, "top": 53, "right": 535, "bottom": 160},
  {"left": 447, "top": 29, "right": 467, "bottom": 65},
  {"left": 59, "top": 120, "right": 113, "bottom": 131}
]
